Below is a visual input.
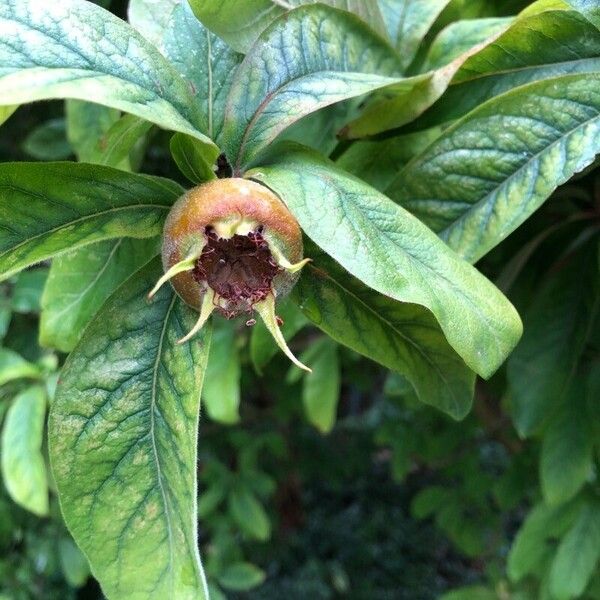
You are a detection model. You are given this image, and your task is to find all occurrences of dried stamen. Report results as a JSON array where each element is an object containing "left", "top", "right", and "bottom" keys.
[{"left": 193, "top": 227, "right": 282, "bottom": 316}]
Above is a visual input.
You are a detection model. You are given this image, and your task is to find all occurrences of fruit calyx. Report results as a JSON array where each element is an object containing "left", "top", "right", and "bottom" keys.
[
  {"left": 149, "top": 178, "right": 311, "bottom": 371},
  {"left": 193, "top": 226, "right": 280, "bottom": 317}
]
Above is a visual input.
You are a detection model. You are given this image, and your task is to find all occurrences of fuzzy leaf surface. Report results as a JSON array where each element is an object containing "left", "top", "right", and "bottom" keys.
[
  {"left": 422, "top": 17, "right": 513, "bottom": 71},
  {"left": 0, "top": 162, "right": 182, "bottom": 281},
  {"left": 127, "top": 0, "right": 179, "bottom": 46},
  {"left": 0, "top": 0, "right": 214, "bottom": 147},
  {"left": 346, "top": 9, "right": 600, "bottom": 138},
  {"left": 252, "top": 147, "right": 522, "bottom": 379},
  {"left": 390, "top": 74, "right": 600, "bottom": 262},
  {"left": 292, "top": 250, "right": 475, "bottom": 419},
  {"left": 189, "top": 0, "right": 387, "bottom": 54},
  {"left": 565, "top": 0, "right": 600, "bottom": 28},
  {"left": 378, "top": 0, "right": 452, "bottom": 70},
  {"left": 49, "top": 259, "right": 211, "bottom": 600},
  {"left": 40, "top": 238, "right": 158, "bottom": 353},
  {"left": 411, "top": 10, "right": 600, "bottom": 132},
  {"left": 161, "top": 2, "right": 242, "bottom": 142},
  {"left": 221, "top": 4, "right": 402, "bottom": 171}
]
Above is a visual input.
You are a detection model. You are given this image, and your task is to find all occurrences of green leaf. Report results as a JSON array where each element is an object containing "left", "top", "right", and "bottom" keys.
[
  {"left": 128, "top": 0, "right": 179, "bottom": 46},
  {"left": 202, "top": 320, "right": 241, "bottom": 425},
  {"left": 65, "top": 100, "right": 120, "bottom": 163},
  {"left": 422, "top": 17, "right": 513, "bottom": 71},
  {"left": 280, "top": 100, "right": 362, "bottom": 156},
  {"left": 301, "top": 337, "right": 340, "bottom": 434},
  {"left": 0, "top": 305, "right": 10, "bottom": 341},
  {"left": 67, "top": 101, "right": 151, "bottom": 170},
  {"left": 22, "top": 118, "right": 72, "bottom": 161},
  {"left": 170, "top": 134, "right": 219, "bottom": 184},
  {"left": 0, "top": 0, "right": 215, "bottom": 147},
  {"left": 0, "top": 162, "right": 183, "bottom": 281},
  {"left": 0, "top": 105, "right": 17, "bottom": 127},
  {"left": 40, "top": 238, "right": 158, "bottom": 353},
  {"left": 453, "top": 10, "right": 596, "bottom": 86},
  {"left": 207, "top": 584, "right": 228, "bottom": 600},
  {"left": 250, "top": 298, "right": 307, "bottom": 373},
  {"left": 319, "top": 0, "right": 388, "bottom": 39},
  {"left": 540, "top": 385, "right": 593, "bottom": 505},
  {"left": 91, "top": 114, "right": 153, "bottom": 168},
  {"left": 508, "top": 500, "right": 582, "bottom": 582},
  {"left": 160, "top": 2, "right": 242, "bottom": 142},
  {"left": 411, "top": 486, "right": 450, "bottom": 519},
  {"left": 251, "top": 146, "right": 522, "bottom": 380},
  {"left": 228, "top": 486, "right": 271, "bottom": 541},
  {"left": 58, "top": 537, "right": 90, "bottom": 588},
  {"left": 439, "top": 587, "right": 497, "bottom": 600},
  {"left": 217, "top": 562, "right": 266, "bottom": 592},
  {"left": 0, "top": 348, "right": 41, "bottom": 386},
  {"left": 1, "top": 386, "right": 48, "bottom": 516},
  {"left": 11, "top": 268, "right": 48, "bottom": 313},
  {"left": 339, "top": 70, "right": 451, "bottom": 140},
  {"left": 390, "top": 73, "right": 600, "bottom": 262},
  {"left": 347, "top": 9, "right": 600, "bottom": 138},
  {"left": 519, "top": 0, "right": 570, "bottom": 18},
  {"left": 189, "top": 0, "right": 388, "bottom": 54},
  {"left": 48, "top": 258, "right": 211, "bottom": 600},
  {"left": 336, "top": 128, "right": 441, "bottom": 192},
  {"left": 586, "top": 362, "right": 600, "bottom": 442},
  {"left": 508, "top": 246, "right": 600, "bottom": 436},
  {"left": 408, "top": 10, "right": 600, "bottom": 133},
  {"left": 221, "top": 4, "right": 402, "bottom": 171},
  {"left": 198, "top": 482, "right": 227, "bottom": 519},
  {"left": 188, "top": 0, "right": 280, "bottom": 54},
  {"left": 550, "top": 501, "right": 600, "bottom": 599},
  {"left": 159, "top": 0, "right": 239, "bottom": 180},
  {"left": 379, "top": 0, "right": 452, "bottom": 70},
  {"left": 292, "top": 250, "right": 475, "bottom": 419},
  {"left": 565, "top": 0, "right": 600, "bottom": 28}
]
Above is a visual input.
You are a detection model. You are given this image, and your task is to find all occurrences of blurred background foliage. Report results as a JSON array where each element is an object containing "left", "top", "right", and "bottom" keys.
[{"left": 1, "top": 0, "right": 600, "bottom": 598}]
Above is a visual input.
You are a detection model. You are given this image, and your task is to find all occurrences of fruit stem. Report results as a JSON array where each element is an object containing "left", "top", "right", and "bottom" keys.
[{"left": 255, "top": 294, "right": 311, "bottom": 372}]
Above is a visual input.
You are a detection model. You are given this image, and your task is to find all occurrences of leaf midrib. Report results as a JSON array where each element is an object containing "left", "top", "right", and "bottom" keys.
[
  {"left": 45, "top": 239, "right": 123, "bottom": 322},
  {"left": 0, "top": 202, "right": 170, "bottom": 262},
  {"left": 322, "top": 180, "right": 504, "bottom": 362},
  {"left": 1, "top": 8, "right": 192, "bottom": 111},
  {"left": 232, "top": 70, "right": 397, "bottom": 170},
  {"left": 440, "top": 97, "right": 600, "bottom": 258},
  {"left": 149, "top": 294, "right": 177, "bottom": 596},
  {"left": 206, "top": 30, "right": 214, "bottom": 139},
  {"left": 306, "top": 264, "right": 464, "bottom": 413},
  {"left": 454, "top": 54, "right": 600, "bottom": 85}
]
